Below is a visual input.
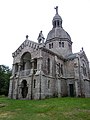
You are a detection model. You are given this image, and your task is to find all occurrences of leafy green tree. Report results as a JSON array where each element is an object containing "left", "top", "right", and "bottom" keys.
[{"left": 0, "top": 65, "right": 11, "bottom": 96}]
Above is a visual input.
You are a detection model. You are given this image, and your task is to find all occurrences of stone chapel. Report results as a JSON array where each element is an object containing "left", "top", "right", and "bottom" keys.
[{"left": 8, "top": 6, "right": 90, "bottom": 99}]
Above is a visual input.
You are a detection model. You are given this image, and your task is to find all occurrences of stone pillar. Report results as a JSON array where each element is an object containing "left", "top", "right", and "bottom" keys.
[
  {"left": 57, "top": 79, "right": 61, "bottom": 97},
  {"left": 75, "top": 80, "right": 78, "bottom": 97},
  {"left": 36, "top": 49, "right": 44, "bottom": 99},
  {"left": 18, "top": 85, "right": 22, "bottom": 99},
  {"left": 30, "top": 59, "right": 35, "bottom": 99},
  {"left": 30, "top": 59, "right": 34, "bottom": 74},
  {"left": 37, "top": 57, "right": 43, "bottom": 71},
  {"left": 17, "top": 63, "right": 21, "bottom": 75},
  {"left": 77, "top": 55, "right": 83, "bottom": 97},
  {"left": 24, "top": 60, "right": 30, "bottom": 70},
  {"left": 36, "top": 48, "right": 43, "bottom": 74},
  {"left": 16, "top": 63, "right": 21, "bottom": 99},
  {"left": 55, "top": 56, "right": 61, "bottom": 97},
  {"left": 8, "top": 77, "right": 13, "bottom": 98},
  {"left": 8, "top": 64, "right": 15, "bottom": 98},
  {"left": 12, "top": 64, "right": 16, "bottom": 76}
]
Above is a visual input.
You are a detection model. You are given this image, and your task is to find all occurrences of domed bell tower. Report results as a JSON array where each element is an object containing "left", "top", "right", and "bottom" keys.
[{"left": 45, "top": 6, "right": 73, "bottom": 57}]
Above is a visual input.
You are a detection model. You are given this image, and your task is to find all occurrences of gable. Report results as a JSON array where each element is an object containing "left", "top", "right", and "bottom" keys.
[
  {"left": 12, "top": 40, "right": 39, "bottom": 58},
  {"left": 79, "top": 51, "right": 89, "bottom": 65}
]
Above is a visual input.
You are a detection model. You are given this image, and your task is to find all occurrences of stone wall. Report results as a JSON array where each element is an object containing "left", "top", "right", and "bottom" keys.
[
  {"left": 45, "top": 38, "right": 72, "bottom": 57},
  {"left": 85, "top": 80, "right": 90, "bottom": 97},
  {"left": 66, "top": 60, "right": 75, "bottom": 78}
]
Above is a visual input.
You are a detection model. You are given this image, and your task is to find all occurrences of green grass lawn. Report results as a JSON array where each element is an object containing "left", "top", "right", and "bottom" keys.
[{"left": 0, "top": 96, "right": 90, "bottom": 120}]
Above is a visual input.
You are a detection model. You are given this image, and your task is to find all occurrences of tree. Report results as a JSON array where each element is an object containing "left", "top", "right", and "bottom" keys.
[{"left": 0, "top": 65, "right": 11, "bottom": 96}]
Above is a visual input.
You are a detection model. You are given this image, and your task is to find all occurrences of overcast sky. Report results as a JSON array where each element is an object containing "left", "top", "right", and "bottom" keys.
[{"left": 0, "top": 0, "right": 90, "bottom": 68}]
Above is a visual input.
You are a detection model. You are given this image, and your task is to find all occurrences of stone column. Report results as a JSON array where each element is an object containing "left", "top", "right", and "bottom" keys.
[
  {"left": 36, "top": 49, "right": 44, "bottom": 99},
  {"left": 8, "top": 77, "right": 13, "bottom": 98},
  {"left": 24, "top": 60, "right": 30, "bottom": 70},
  {"left": 30, "top": 59, "right": 35, "bottom": 99},
  {"left": 36, "top": 48, "right": 43, "bottom": 75},
  {"left": 12, "top": 64, "right": 16, "bottom": 76},
  {"left": 16, "top": 62, "right": 21, "bottom": 99},
  {"left": 30, "top": 59, "right": 34, "bottom": 74},
  {"left": 18, "top": 85, "right": 22, "bottom": 99},
  {"left": 57, "top": 79, "right": 61, "bottom": 97},
  {"left": 8, "top": 64, "right": 15, "bottom": 98},
  {"left": 55, "top": 56, "right": 61, "bottom": 97},
  {"left": 75, "top": 80, "right": 78, "bottom": 97},
  {"left": 17, "top": 63, "right": 21, "bottom": 75}
]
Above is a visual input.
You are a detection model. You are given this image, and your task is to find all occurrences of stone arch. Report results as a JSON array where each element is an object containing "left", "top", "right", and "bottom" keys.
[
  {"left": 20, "top": 52, "right": 32, "bottom": 70},
  {"left": 21, "top": 80, "right": 28, "bottom": 98}
]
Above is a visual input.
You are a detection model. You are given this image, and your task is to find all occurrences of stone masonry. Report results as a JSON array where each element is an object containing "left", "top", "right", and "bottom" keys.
[{"left": 8, "top": 6, "right": 90, "bottom": 99}]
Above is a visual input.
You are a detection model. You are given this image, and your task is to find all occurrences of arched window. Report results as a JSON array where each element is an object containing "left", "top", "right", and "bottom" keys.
[
  {"left": 58, "top": 63, "right": 60, "bottom": 74},
  {"left": 34, "top": 59, "right": 37, "bottom": 74},
  {"left": 62, "top": 42, "right": 64, "bottom": 47},
  {"left": 49, "top": 43, "right": 53, "bottom": 49},
  {"left": 61, "top": 64, "right": 63, "bottom": 75},
  {"left": 15, "top": 63, "right": 18, "bottom": 73},
  {"left": 48, "top": 80, "right": 50, "bottom": 89},
  {"left": 47, "top": 58, "right": 50, "bottom": 74},
  {"left": 34, "top": 59, "right": 37, "bottom": 69},
  {"left": 49, "top": 44, "right": 51, "bottom": 49},
  {"left": 57, "top": 20, "right": 59, "bottom": 27},
  {"left": 59, "top": 42, "right": 61, "bottom": 47},
  {"left": 22, "top": 62, "right": 26, "bottom": 70},
  {"left": 52, "top": 43, "right": 53, "bottom": 48},
  {"left": 53, "top": 21, "right": 56, "bottom": 28},
  {"left": 34, "top": 79, "right": 36, "bottom": 88},
  {"left": 83, "top": 63, "right": 87, "bottom": 76}
]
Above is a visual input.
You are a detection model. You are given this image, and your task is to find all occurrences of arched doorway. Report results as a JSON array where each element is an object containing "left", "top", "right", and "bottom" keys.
[
  {"left": 21, "top": 80, "right": 28, "bottom": 98},
  {"left": 69, "top": 84, "right": 74, "bottom": 97}
]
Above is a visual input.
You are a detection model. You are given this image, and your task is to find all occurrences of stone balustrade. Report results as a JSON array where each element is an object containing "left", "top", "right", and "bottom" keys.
[{"left": 19, "top": 69, "right": 31, "bottom": 76}]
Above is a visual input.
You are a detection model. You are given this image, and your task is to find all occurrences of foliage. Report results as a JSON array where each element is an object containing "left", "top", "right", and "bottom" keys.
[
  {"left": 0, "top": 97, "right": 90, "bottom": 120},
  {"left": 0, "top": 65, "right": 11, "bottom": 96}
]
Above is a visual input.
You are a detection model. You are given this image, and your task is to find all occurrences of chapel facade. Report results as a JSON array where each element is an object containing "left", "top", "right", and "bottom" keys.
[{"left": 8, "top": 6, "right": 90, "bottom": 99}]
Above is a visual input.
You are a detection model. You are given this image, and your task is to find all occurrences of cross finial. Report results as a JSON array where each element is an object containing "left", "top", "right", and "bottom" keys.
[
  {"left": 26, "top": 35, "right": 29, "bottom": 39},
  {"left": 82, "top": 47, "right": 83, "bottom": 51},
  {"left": 54, "top": 6, "right": 58, "bottom": 14}
]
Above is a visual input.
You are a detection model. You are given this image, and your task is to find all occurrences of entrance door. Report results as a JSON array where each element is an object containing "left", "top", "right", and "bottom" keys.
[
  {"left": 21, "top": 80, "right": 28, "bottom": 98},
  {"left": 69, "top": 84, "right": 74, "bottom": 97}
]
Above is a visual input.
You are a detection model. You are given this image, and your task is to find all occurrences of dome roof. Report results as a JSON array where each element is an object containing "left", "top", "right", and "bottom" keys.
[
  {"left": 46, "top": 27, "right": 71, "bottom": 42},
  {"left": 52, "top": 14, "right": 62, "bottom": 22},
  {"left": 46, "top": 6, "right": 72, "bottom": 43}
]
